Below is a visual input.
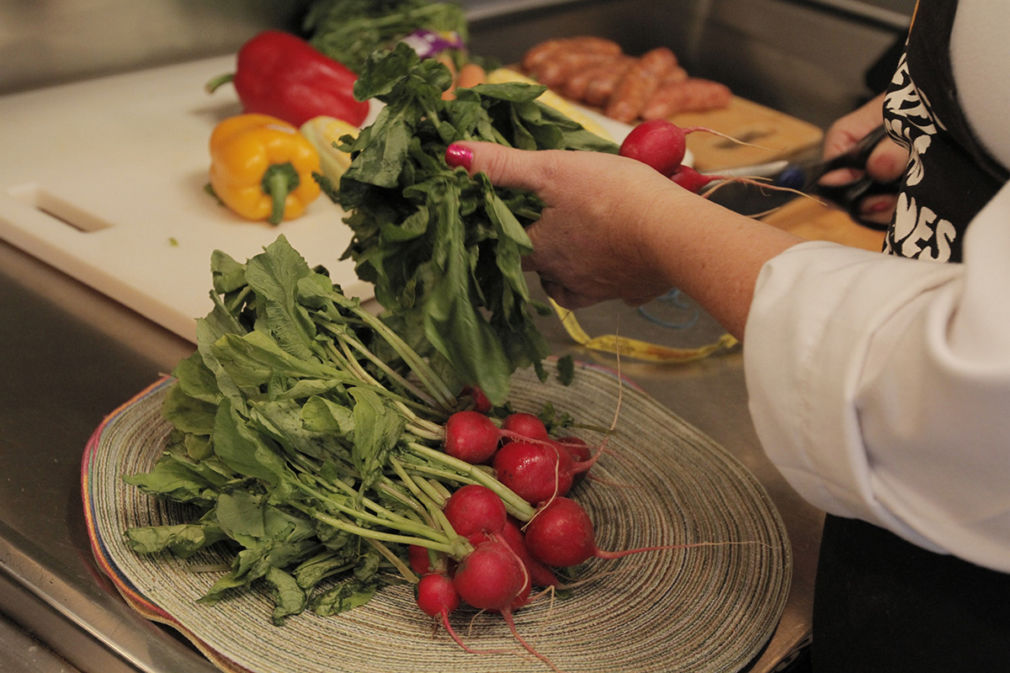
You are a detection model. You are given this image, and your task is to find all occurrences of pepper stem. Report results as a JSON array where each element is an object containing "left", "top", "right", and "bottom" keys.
[
  {"left": 261, "top": 162, "right": 300, "bottom": 225},
  {"left": 204, "top": 72, "right": 235, "bottom": 94}
]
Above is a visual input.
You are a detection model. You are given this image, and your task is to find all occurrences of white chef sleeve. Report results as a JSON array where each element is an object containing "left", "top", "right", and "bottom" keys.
[{"left": 743, "top": 181, "right": 1010, "bottom": 572}]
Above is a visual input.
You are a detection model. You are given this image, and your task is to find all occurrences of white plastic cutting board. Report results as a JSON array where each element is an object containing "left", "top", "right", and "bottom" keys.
[
  {"left": 0, "top": 55, "right": 375, "bottom": 343},
  {"left": 0, "top": 56, "right": 640, "bottom": 344}
]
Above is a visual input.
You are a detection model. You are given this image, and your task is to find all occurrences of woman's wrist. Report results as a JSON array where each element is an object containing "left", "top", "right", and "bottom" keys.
[{"left": 641, "top": 193, "right": 805, "bottom": 338}]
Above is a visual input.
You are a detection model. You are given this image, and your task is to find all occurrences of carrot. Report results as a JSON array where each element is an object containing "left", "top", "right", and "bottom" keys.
[
  {"left": 439, "top": 53, "right": 459, "bottom": 100},
  {"left": 456, "top": 62, "right": 487, "bottom": 89},
  {"left": 442, "top": 61, "right": 486, "bottom": 100}
]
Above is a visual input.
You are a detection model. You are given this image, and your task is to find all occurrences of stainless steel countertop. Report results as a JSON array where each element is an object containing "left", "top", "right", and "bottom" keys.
[{"left": 0, "top": 230, "right": 823, "bottom": 672}]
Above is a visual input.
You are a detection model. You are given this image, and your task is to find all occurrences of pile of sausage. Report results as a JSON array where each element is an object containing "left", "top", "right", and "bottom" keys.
[{"left": 521, "top": 36, "right": 732, "bottom": 124}]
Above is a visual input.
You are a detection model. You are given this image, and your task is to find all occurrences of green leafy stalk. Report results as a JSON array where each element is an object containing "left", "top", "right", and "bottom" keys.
[
  {"left": 304, "top": 0, "right": 470, "bottom": 74},
  {"left": 333, "top": 43, "right": 617, "bottom": 405}
]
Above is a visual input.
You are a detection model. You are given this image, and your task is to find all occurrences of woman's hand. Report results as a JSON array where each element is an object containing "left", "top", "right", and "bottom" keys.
[
  {"left": 820, "top": 93, "right": 909, "bottom": 223},
  {"left": 447, "top": 142, "right": 685, "bottom": 309},
  {"left": 445, "top": 142, "right": 804, "bottom": 339}
]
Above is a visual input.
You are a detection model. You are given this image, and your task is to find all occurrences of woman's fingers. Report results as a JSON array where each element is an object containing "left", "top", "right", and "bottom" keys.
[
  {"left": 865, "top": 138, "right": 908, "bottom": 183},
  {"left": 540, "top": 279, "right": 594, "bottom": 310},
  {"left": 444, "top": 140, "right": 681, "bottom": 308},
  {"left": 445, "top": 141, "right": 548, "bottom": 192},
  {"left": 818, "top": 136, "right": 907, "bottom": 187}
]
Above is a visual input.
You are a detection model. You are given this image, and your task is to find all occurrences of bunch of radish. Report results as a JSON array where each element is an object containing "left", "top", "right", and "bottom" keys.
[
  {"left": 410, "top": 407, "right": 603, "bottom": 670},
  {"left": 412, "top": 405, "right": 736, "bottom": 672}
]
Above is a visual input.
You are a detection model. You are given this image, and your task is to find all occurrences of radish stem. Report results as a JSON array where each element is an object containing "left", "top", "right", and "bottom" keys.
[{"left": 407, "top": 442, "right": 537, "bottom": 520}]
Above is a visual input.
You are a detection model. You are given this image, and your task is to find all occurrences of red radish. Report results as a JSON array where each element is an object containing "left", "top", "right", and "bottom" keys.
[
  {"left": 415, "top": 573, "right": 507, "bottom": 656},
  {"left": 500, "top": 517, "right": 558, "bottom": 590},
  {"left": 620, "top": 118, "right": 762, "bottom": 177},
  {"left": 509, "top": 565, "right": 534, "bottom": 611},
  {"left": 557, "top": 436, "right": 591, "bottom": 462},
  {"left": 620, "top": 119, "right": 797, "bottom": 201},
  {"left": 463, "top": 385, "right": 492, "bottom": 413},
  {"left": 523, "top": 497, "right": 598, "bottom": 567},
  {"left": 619, "top": 118, "right": 688, "bottom": 175},
  {"left": 557, "top": 436, "right": 592, "bottom": 487},
  {"left": 443, "top": 410, "right": 554, "bottom": 465},
  {"left": 669, "top": 164, "right": 720, "bottom": 192},
  {"left": 416, "top": 572, "right": 460, "bottom": 617},
  {"left": 443, "top": 485, "right": 507, "bottom": 542},
  {"left": 452, "top": 540, "right": 527, "bottom": 611},
  {"left": 408, "top": 544, "right": 447, "bottom": 575},
  {"left": 493, "top": 440, "right": 574, "bottom": 505},
  {"left": 452, "top": 540, "right": 560, "bottom": 672},
  {"left": 493, "top": 439, "right": 601, "bottom": 505},
  {"left": 443, "top": 410, "right": 500, "bottom": 463},
  {"left": 501, "top": 412, "right": 550, "bottom": 442},
  {"left": 524, "top": 496, "right": 735, "bottom": 568},
  {"left": 670, "top": 165, "right": 813, "bottom": 210}
]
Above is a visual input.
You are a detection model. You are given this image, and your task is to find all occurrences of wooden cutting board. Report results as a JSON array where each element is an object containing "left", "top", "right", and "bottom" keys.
[
  {"left": 673, "top": 96, "right": 824, "bottom": 171},
  {"left": 762, "top": 197, "right": 887, "bottom": 251}
]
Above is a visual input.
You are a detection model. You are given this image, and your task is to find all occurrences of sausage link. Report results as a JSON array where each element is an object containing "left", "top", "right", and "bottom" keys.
[
  {"left": 641, "top": 78, "right": 733, "bottom": 119},
  {"left": 521, "top": 36, "right": 621, "bottom": 72},
  {"left": 533, "top": 51, "right": 621, "bottom": 89},
  {"left": 522, "top": 39, "right": 567, "bottom": 72},
  {"left": 659, "top": 65, "right": 689, "bottom": 86},
  {"left": 604, "top": 47, "right": 681, "bottom": 122},
  {"left": 560, "top": 54, "right": 631, "bottom": 101},
  {"left": 638, "top": 46, "right": 679, "bottom": 77},
  {"left": 565, "top": 36, "right": 623, "bottom": 55}
]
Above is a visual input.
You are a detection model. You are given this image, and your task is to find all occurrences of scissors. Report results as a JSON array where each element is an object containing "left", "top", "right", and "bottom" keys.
[
  {"left": 706, "top": 125, "right": 900, "bottom": 229},
  {"left": 771, "top": 124, "right": 899, "bottom": 228}
]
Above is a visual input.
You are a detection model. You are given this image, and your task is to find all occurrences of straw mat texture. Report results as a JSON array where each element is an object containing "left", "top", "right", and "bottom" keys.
[{"left": 83, "top": 361, "right": 791, "bottom": 673}]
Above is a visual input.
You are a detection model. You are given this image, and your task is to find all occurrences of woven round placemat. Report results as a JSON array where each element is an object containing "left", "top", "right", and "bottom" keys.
[{"left": 83, "top": 361, "right": 791, "bottom": 673}]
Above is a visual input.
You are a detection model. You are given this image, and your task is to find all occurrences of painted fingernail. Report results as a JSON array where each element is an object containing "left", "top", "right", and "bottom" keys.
[
  {"left": 445, "top": 143, "right": 473, "bottom": 169},
  {"left": 865, "top": 199, "right": 894, "bottom": 213}
]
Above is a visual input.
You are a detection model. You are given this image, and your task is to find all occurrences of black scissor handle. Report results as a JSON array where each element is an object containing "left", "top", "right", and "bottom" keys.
[
  {"left": 810, "top": 124, "right": 898, "bottom": 230},
  {"left": 806, "top": 124, "right": 889, "bottom": 187}
]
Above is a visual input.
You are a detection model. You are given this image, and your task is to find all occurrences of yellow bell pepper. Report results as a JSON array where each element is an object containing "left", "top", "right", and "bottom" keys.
[{"left": 208, "top": 113, "right": 321, "bottom": 225}]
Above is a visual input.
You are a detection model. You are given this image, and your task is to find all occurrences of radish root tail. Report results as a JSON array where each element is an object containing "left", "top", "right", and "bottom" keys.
[
  {"left": 440, "top": 613, "right": 513, "bottom": 656},
  {"left": 684, "top": 126, "right": 774, "bottom": 152},
  {"left": 501, "top": 609, "right": 564, "bottom": 673}
]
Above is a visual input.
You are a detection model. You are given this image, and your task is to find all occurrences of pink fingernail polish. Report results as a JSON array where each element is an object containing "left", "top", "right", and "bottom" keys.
[
  {"left": 445, "top": 144, "right": 473, "bottom": 169},
  {"left": 867, "top": 200, "right": 893, "bottom": 213}
]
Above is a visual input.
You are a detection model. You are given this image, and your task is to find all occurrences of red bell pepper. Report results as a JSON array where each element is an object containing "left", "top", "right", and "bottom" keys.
[{"left": 206, "top": 30, "right": 370, "bottom": 127}]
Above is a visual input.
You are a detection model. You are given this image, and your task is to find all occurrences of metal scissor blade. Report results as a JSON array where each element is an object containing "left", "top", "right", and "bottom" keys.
[
  {"left": 703, "top": 124, "right": 894, "bottom": 222},
  {"left": 703, "top": 178, "right": 802, "bottom": 216}
]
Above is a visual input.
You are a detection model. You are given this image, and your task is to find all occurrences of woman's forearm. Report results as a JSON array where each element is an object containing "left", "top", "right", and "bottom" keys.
[{"left": 640, "top": 192, "right": 804, "bottom": 339}]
